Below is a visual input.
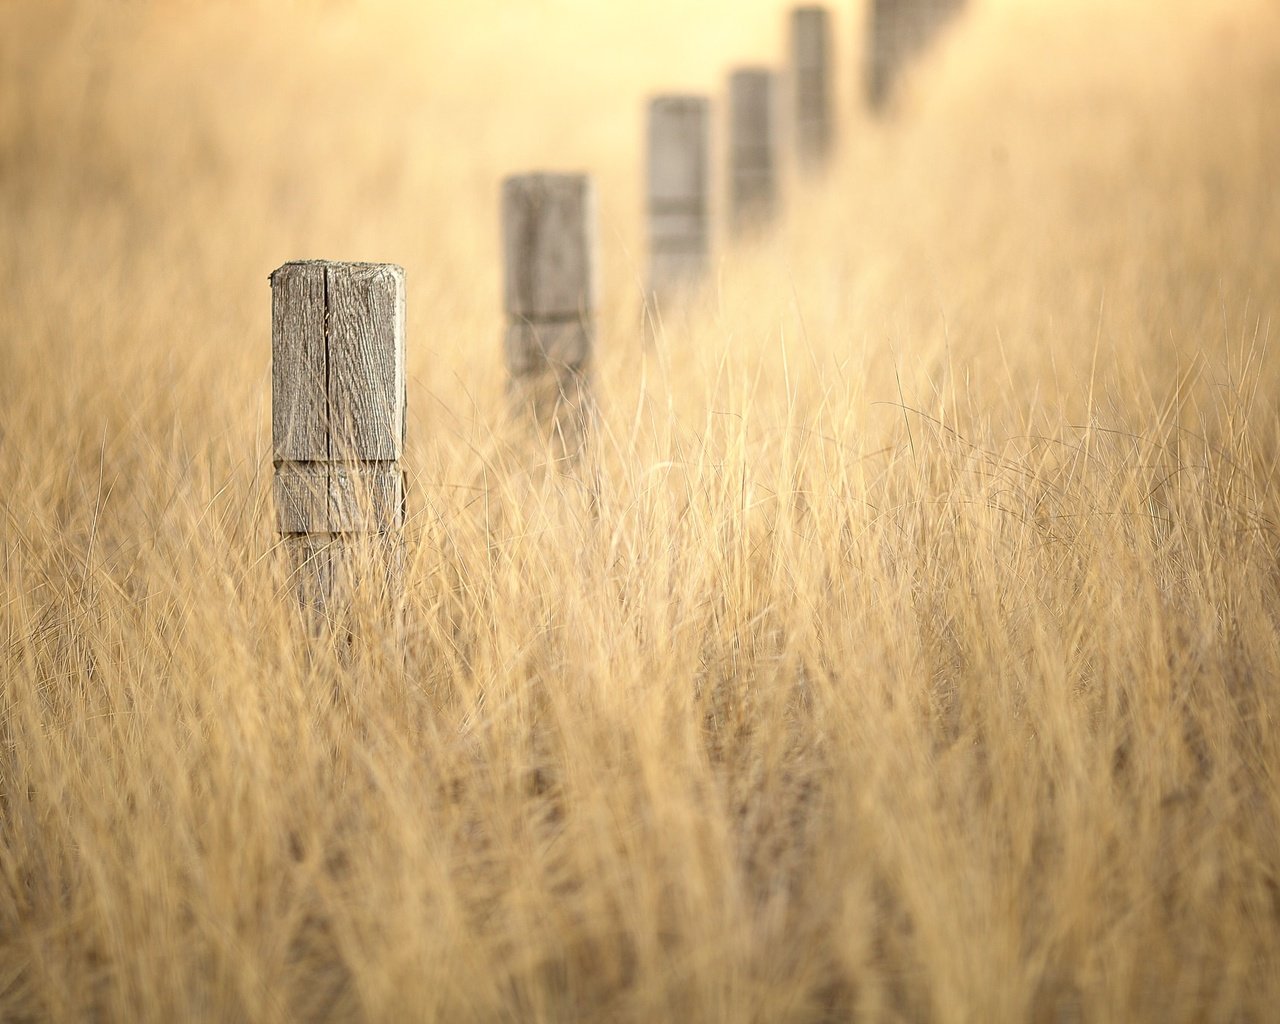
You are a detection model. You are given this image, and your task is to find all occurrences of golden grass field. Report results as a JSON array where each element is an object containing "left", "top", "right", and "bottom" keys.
[{"left": 4, "top": 0, "right": 1280, "bottom": 1019}]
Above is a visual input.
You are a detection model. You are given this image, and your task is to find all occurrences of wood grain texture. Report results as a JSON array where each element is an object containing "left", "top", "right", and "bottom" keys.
[
  {"left": 502, "top": 173, "right": 600, "bottom": 319},
  {"left": 282, "top": 534, "right": 337, "bottom": 619},
  {"left": 728, "top": 69, "right": 778, "bottom": 234},
  {"left": 326, "top": 263, "right": 405, "bottom": 462},
  {"left": 283, "top": 533, "right": 406, "bottom": 631},
  {"left": 271, "top": 260, "right": 407, "bottom": 625},
  {"left": 328, "top": 465, "right": 404, "bottom": 534},
  {"left": 274, "top": 463, "right": 331, "bottom": 535},
  {"left": 271, "top": 262, "right": 328, "bottom": 461},
  {"left": 791, "top": 6, "right": 833, "bottom": 166},
  {"left": 275, "top": 464, "right": 403, "bottom": 534}
]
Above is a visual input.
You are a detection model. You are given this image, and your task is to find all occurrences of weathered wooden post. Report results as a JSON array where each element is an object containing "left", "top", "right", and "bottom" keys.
[
  {"left": 647, "top": 95, "right": 711, "bottom": 305},
  {"left": 865, "top": 0, "right": 900, "bottom": 110},
  {"left": 271, "top": 261, "right": 406, "bottom": 626},
  {"left": 791, "top": 6, "right": 834, "bottom": 170},
  {"left": 728, "top": 69, "right": 779, "bottom": 237},
  {"left": 502, "top": 173, "right": 599, "bottom": 450},
  {"left": 650, "top": 97, "right": 711, "bottom": 305},
  {"left": 866, "top": 0, "right": 966, "bottom": 110}
]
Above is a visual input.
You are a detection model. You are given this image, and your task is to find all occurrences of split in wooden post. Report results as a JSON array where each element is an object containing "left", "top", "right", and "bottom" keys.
[
  {"left": 271, "top": 260, "right": 406, "bottom": 633},
  {"left": 728, "top": 68, "right": 779, "bottom": 237},
  {"left": 791, "top": 6, "right": 834, "bottom": 170},
  {"left": 647, "top": 95, "right": 711, "bottom": 310},
  {"left": 502, "top": 173, "right": 599, "bottom": 455}
]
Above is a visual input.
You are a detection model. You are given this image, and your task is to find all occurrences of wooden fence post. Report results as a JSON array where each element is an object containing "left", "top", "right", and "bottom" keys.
[
  {"left": 866, "top": 0, "right": 965, "bottom": 110},
  {"left": 865, "top": 0, "right": 898, "bottom": 110},
  {"left": 271, "top": 260, "right": 406, "bottom": 627},
  {"left": 728, "top": 68, "right": 779, "bottom": 237},
  {"left": 791, "top": 6, "right": 834, "bottom": 170},
  {"left": 502, "top": 173, "right": 599, "bottom": 451},
  {"left": 647, "top": 95, "right": 711, "bottom": 305}
]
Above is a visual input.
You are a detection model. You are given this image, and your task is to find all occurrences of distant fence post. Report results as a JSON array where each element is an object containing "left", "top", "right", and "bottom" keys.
[
  {"left": 647, "top": 95, "right": 711, "bottom": 307},
  {"left": 729, "top": 68, "right": 779, "bottom": 236},
  {"left": 791, "top": 6, "right": 834, "bottom": 170},
  {"left": 502, "top": 173, "right": 599, "bottom": 451},
  {"left": 866, "top": 0, "right": 965, "bottom": 110},
  {"left": 865, "top": 0, "right": 898, "bottom": 110},
  {"left": 271, "top": 260, "right": 406, "bottom": 627}
]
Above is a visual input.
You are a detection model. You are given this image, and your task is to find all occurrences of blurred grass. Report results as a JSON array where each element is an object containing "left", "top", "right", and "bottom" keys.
[{"left": 3, "top": 0, "right": 1280, "bottom": 1020}]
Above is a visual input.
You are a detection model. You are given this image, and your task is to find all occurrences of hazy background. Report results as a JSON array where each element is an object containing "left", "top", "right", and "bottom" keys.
[{"left": 7, "top": 0, "right": 1276, "bottom": 437}]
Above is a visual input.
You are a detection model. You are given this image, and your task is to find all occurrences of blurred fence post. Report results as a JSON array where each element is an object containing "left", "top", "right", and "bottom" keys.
[
  {"left": 865, "top": 0, "right": 899, "bottom": 110},
  {"left": 729, "top": 68, "right": 779, "bottom": 236},
  {"left": 271, "top": 260, "right": 406, "bottom": 628},
  {"left": 866, "top": 0, "right": 966, "bottom": 110},
  {"left": 647, "top": 95, "right": 711, "bottom": 307},
  {"left": 502, "top": 173, "right": 599, "bottom": 451},
  {"left": 791, "top": 6, "right": 834, "bottom": 170}
]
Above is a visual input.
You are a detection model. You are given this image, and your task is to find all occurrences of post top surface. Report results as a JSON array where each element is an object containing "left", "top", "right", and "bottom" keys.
[
  {"left": 502, "top": 171, "right": 592, "bottom": 189},
  {"left": 729, "top": 66, "right": 774, "bottom": 83},
  {"left": 650, "top": 94, "right": 711, "bottom": 109},
  {"left": 269, "top": 260, "right": 405, "bottom": 282}
]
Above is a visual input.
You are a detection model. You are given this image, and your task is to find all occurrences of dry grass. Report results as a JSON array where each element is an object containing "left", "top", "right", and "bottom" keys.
[{"left": 4, "top": 0, "right": 1280, "bottom": 1020}]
